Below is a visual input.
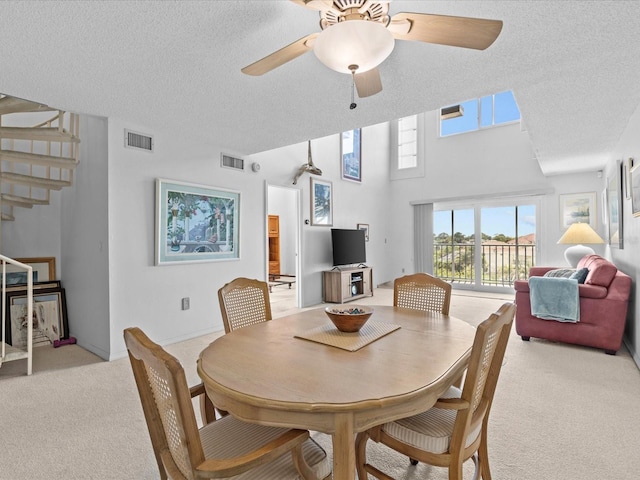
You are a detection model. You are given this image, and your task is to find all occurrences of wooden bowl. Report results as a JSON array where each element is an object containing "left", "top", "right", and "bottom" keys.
[{"left": 324, "top": 305, "right": 373, "bottom": 333}]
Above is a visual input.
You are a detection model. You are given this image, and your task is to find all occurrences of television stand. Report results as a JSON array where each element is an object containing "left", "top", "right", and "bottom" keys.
[{"left": 323, "top": 266, "right": 373, "bottom": 304}]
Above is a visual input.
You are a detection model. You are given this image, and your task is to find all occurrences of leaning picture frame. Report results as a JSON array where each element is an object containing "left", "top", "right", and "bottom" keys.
[
  {"left": 341, "top": 128, "right": 362, "bottom": 182},
  {"left": 3, "top": 257, "right": 56, "bottom": 284},
  {"left": 310, "top": 177, "right": 333, "bottom": 226},
  {"left": 631, "top": 163, "right": 640, "bottom": 217},
  {"left": 559, "top": 192, "right": 597, "bottom": 229},
  {"left": 155, "top": 179, "right": 240, "bottom": 265},
  {"left": 4, "top": 287, "right": 69, "bottom": 348}
]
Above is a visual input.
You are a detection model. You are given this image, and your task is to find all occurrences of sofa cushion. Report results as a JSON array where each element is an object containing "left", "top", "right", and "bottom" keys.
[
  {"left": 543, "top": 268, "right": 575, "bottom": 278},
  {"left": 570, "top": 267, "right": 589, "bottom": 284},
  {"left": 578, "top": 255, "right": 617, "bottom": 287}
]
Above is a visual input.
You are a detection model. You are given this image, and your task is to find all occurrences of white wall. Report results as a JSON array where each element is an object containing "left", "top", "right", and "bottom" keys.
[
  {"left": 4, "top": 108, "right": 629, "bottom": 363},
  {"left": 386, "top": 110, "right": 606, "bottom": 281},
  {"left": 607, "top": 101, "right": 640, "bottom": 366}
]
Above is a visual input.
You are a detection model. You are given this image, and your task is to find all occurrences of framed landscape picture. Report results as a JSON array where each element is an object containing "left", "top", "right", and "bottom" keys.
[
  {"left": 341, "top": 128, "right": 361, "bottom": 182},
  {"left": 559, "top": 192, "right": 597, "bottom": 229},
  {"left": 310, "top": 178, "right": 333, "bottom": 226},
  {"left": 155, "top": 179, "right": 240, "bottom": 265},
  {"left": 3, "top": 257, "right": 56, "bottom": 284}
]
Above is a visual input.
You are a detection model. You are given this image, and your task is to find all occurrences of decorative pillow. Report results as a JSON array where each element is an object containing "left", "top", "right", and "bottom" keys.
[
  {"left": 569, "top": 267, "right": 589, "bottom": 284},
  {"left": 543, "top": 268, "right": 575, "bottom": 278}
]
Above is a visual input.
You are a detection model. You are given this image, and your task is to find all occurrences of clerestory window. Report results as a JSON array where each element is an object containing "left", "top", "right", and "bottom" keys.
[{"left": 440, "top": 90, "right": 520, "bottom": 137}]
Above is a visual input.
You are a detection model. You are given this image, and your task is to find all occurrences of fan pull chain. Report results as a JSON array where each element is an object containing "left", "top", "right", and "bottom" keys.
[{"left": 349, "top": 64, "right": 358, "bottom": 110}]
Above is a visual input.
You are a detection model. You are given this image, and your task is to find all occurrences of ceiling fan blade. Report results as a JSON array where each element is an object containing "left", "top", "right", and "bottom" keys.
[
  {"left": 355, "top": 68, "right": 383, "bottom": 98},
  {"left": 241, "top": 33, "right": 318, "bottom": 76},
  {"left": 389, "top": 12, "right": 503, "bottom": 50},
  {"left": 289, "top": 0, "right": 334, "bottom": 10}
]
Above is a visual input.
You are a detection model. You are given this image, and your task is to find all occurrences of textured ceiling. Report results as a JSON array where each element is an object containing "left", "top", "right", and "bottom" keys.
[{"left": 1, "top": 1, "right": 640, "bottom": 175}]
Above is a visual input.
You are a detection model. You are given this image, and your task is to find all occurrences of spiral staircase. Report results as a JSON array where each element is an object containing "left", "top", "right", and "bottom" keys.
[{"left": 0, "top": 94, "right": 80, "bottom": 223}]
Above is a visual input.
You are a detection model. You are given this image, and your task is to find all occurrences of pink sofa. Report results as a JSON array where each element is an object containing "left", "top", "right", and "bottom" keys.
[{"left": 514, "top": 255, "right": 631, "bottom": 354}]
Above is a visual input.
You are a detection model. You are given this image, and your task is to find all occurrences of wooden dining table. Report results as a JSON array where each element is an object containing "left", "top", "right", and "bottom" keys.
[{"left": 197, "top": 305, "right": 476, "bottom": 480}]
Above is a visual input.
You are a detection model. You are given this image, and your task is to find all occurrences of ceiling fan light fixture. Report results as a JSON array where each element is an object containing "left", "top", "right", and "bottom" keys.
[{"left": 313, "top": 20, "right": 394, "bottom": 74}]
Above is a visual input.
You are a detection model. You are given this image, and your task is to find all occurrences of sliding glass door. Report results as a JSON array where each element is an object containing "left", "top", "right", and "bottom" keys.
[{"left": 434, "top": 202, "right": 537, "bottom": 290}]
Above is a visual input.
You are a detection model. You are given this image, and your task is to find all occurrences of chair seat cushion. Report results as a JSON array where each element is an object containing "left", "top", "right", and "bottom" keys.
[
  {"left": 200, "top": 415, "right": 330, "bottom": 479},
  {"left": 382, "top": 387, "right": 481, "bottom": 455}
]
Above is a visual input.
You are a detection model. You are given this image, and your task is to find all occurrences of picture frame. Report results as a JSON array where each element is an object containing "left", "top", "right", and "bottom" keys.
[
  {"left": 310, "top": 177, "right": 333, "bottom": 226},
  {"left": 631, "top": 163, "right": 640, "bottom": 217},
  {"left": 3, "top": 257, "right": 56, "bottom": 284},
  {"left": 4, "top": 287, "right": 69, "bottom": 348},
  {"left": 624, "top": 157, "right": 634, "bottom": 200},
  {"left": 341, "top": 128, "right": 361, "bottom": 182},
  {"left": 559, "top": 192, "right": 597, "bottom": 229},
  {"left": 357, "top": 223, "right": 370, "bottom": 242},
  {"left": 156, "top": 179, "right": 240, "bottom": 265},
  {"left": 606, "top": 161, "right": 623, "bottom": 248}
]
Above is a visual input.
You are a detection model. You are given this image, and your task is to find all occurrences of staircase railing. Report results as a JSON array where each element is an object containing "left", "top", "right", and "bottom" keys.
[{"left": 0, "top": 254, "right": 33, "bottom": 375}]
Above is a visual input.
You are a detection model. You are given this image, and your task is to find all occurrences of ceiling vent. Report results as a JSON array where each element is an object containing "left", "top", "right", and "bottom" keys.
[
  {"left": 221, "top": 153, "right": 245, "bottom": 171},
  {"left": 125, "top": 129, "right": 154, "bottom": 152},
  {"left": 440, "top": 105, "right": 464, "bottom": 119}
]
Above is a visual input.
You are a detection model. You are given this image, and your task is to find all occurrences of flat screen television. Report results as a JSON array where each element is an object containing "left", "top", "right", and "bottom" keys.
[{"left": 331, "top": 228, "right": 366, "bottom": 267}]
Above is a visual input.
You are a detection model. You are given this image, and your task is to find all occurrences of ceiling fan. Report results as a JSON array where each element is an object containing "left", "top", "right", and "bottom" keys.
[{"left": 241, "top": 0, "right": 503, "bottom": 99}]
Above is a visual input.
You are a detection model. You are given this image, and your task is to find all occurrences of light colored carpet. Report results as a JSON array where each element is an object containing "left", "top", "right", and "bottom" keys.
[{"left": 1, "top": 288, "right": 639, "bottom": 479}]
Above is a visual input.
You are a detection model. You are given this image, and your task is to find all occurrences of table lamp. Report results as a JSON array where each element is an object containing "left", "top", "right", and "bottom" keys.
[{"left": 557, "top": 222, "right": 605, "bottom": 267}]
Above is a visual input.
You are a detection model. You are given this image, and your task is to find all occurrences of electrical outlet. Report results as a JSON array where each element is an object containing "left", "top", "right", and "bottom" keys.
[{"left": 181, "top": 297, "right": 190, "bottom": 310}]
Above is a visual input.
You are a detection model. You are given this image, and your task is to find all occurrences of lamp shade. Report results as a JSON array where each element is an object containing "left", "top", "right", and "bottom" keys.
[
  {"left": 557, "top": 223, "right": 605, "bottom": 245},
  {"left": 557, "top": 222, "right": 605, "bottom": 267},
  {"left": 313, "top": 20, "right": 395, "bottom": 74}
]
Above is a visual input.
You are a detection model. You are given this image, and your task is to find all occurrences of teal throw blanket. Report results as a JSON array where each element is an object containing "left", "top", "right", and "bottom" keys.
[{"left": 529, "top": 276, "right": 580, "bottom": 322}]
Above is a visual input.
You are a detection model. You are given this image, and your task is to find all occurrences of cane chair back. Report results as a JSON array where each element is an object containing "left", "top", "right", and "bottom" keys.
[
  {"left": 394, "top": 273, "right": 452, "bottom": 315},
  {"left": 218, "top": 277, "right": 273, "bottom": 333},
  {"left": 124, "top": 327, "right": 330, "bottom": 480},
  {"left": 356, "top": 302, "right": 516, "bottom": 480}
]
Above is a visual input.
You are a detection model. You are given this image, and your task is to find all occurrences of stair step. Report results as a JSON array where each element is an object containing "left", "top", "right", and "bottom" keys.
[
  {"left": 0, "top": 149, "right": 77, "bottom": 169},
  {"left": 0, "top": 126, "right": 79, "bottom": 143},
  {"left": 1, "top": 193, "right": 49, "bottom": 208},
  {"left": 0, "top": 96, "right": 54, "bottom": 115},
  {"left": 0, "top": 172, "right": 71, "bottom": 190}
]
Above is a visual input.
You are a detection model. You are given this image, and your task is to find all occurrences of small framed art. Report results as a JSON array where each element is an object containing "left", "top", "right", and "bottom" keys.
[
  {"left": 631, "top": 163, "right": 640, "bottom": 217},
  {"left": 310, "top": 178, "right": 333, "bottom": 226},
  {"left": 357, "top": 223, "right": 370, "bottom": 241}
]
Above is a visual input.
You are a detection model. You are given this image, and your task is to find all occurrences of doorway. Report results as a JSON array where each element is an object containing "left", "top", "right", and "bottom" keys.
[{"left": 266, "top": 184, "right": 301, "bottom": 313}]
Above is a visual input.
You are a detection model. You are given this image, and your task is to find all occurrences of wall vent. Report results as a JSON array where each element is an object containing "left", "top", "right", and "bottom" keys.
[
  {"left": 221, "top": 153, "right": 245, "bottom": 171},
  {"left": 124, "top": 129, "right": 154, "bottom": 152}
]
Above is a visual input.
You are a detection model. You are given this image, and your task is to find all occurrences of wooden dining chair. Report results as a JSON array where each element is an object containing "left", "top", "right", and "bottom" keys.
[
  {"left": 355, "top": 302, "right": 516, "bottom": 480},
  {"left": 218, "top": 277, "right": 273, "bottom": 333},
  {"left": 393, "top": 272, "right": 452, "bottom": 315},
  {"left": 124, "top": 327, "right": 330, "bottom": 480}
]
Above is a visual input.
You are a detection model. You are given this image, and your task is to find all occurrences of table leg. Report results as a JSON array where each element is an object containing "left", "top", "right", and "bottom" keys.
[{"left": 332, "top": 412, "right": 356, "bottom": 480}]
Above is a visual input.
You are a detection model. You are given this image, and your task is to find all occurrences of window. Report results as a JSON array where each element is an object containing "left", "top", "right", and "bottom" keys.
[
  {"left": 433, "top": 202, "right": 537, "bottom": 289},
  {"left": 397, "top": 115, "right": 417, "bottom": 169},
  {"left": 390, "top": 113, "right": 425, "bottom": 180},
  {"left": 440, "top": 90, "right": 520, "bottom": 137}
]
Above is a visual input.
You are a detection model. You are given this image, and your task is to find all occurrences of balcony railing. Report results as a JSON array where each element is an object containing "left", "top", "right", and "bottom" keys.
[{"left": 434, "top": 243, "right": 536, "bottom": 287}]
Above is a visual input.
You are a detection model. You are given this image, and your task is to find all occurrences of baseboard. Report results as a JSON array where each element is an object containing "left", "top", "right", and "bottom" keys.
[{"left": 623, "top": 337, "right": 640, "bottom": 371}]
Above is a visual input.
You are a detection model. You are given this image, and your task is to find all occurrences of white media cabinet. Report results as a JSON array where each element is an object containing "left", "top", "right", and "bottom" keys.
[{"left": 322, "top": 266, "right": 373, "bottom": 304}]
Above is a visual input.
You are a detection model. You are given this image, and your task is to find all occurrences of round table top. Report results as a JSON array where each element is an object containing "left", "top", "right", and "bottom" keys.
[{"left": 198, "top": 305, "right": 476, "bottom": 412}]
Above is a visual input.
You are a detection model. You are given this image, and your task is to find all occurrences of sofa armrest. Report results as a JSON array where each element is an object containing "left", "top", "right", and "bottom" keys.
[{"left": 577, "top": 284, "right": 608, "bottom": 299}]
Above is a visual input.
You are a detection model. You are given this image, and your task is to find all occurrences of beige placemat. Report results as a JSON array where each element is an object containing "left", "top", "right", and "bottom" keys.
[{"left": 295, "top": 321, "right": 401, "bottom": 352}]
